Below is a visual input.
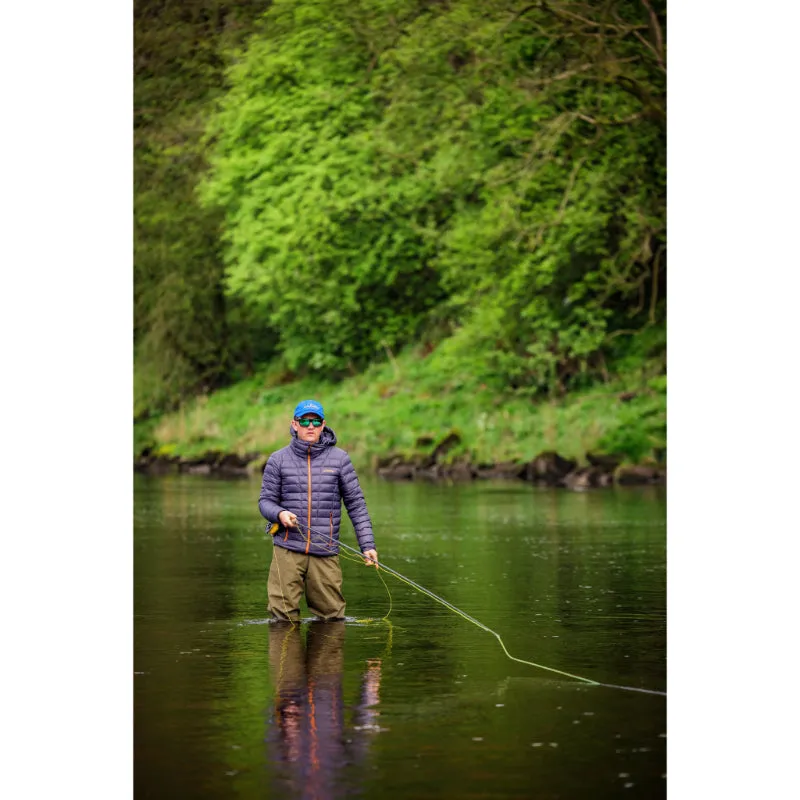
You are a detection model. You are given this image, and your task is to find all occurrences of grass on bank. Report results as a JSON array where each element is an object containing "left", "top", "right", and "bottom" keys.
[{"left": 134, "top": 343, "right": 666, "bottom": 471}]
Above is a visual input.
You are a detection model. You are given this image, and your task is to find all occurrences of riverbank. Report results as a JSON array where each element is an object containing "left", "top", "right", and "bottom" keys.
[
  {"left": 134, "top": 345, "right": 666, "bottom": 490},
  {"left": 134, "top": 448, "right": 665, "bottom": 489}
]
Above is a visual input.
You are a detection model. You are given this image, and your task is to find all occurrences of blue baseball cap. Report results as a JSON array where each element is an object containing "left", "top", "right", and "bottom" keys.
[{"left": 293, "top": 399, "right": 325, "bottom": 419}]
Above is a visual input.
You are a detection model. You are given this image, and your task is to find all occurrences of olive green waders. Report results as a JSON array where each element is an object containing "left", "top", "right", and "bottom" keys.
[{"left": 267, "top": 545, "right": 346, "bottom": 622}]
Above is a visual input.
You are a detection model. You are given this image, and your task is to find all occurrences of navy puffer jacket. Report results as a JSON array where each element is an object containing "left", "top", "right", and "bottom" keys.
[{"left": 258, "top": 425, "right": 375, "bottom": 557}]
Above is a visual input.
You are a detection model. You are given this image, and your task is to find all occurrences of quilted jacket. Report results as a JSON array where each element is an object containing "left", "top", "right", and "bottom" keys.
[{"left": 258, "top": 425, "right": 375, "bottom": 556}]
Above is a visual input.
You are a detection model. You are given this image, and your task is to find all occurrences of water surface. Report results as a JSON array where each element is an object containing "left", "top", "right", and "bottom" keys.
[{"left": 134, "top": 474, "right": 666, "bottom": 798}]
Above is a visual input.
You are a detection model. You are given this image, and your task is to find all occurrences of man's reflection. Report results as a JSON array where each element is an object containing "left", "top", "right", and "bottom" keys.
[{"left": 267, "top": 622, "right": 383, "bottom": 799}]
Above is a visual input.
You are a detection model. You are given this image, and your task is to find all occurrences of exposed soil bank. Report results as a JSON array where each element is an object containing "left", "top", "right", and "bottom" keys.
[{"left": 134, "top": 449, "right": 665, "bottom": 490}]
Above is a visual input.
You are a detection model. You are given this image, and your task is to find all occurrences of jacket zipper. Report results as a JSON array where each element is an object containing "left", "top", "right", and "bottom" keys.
[
  {"left": 305, "top": 449, "right": 312, "bottom": 554},
  {"left": 329, "top": 511, "right": 333, "bottom": 545}
]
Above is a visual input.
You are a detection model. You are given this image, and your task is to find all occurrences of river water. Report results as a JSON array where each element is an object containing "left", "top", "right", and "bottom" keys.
[{"left": 134, "top": 474, "right": 666, "bottom": 799}]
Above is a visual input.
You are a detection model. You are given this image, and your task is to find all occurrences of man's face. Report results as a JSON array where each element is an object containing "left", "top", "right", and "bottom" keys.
[{"left": 292, "top": 413, "right": 325, "bottom": 444}]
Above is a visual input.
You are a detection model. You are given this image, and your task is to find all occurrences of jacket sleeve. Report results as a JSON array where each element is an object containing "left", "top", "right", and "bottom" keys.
[
  {"left": 259, "top": 452, "right": 287, "bottom": 523},
  {"left": 339, "top": 454, "right": 375, "bottom": 552}
]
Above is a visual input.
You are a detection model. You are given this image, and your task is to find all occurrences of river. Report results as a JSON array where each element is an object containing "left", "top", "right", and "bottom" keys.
[{"left": 134, "top": 473, "right": 666, "bottom": 799}]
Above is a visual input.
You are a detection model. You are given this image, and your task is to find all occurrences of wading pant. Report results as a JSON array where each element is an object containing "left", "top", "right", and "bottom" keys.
[{"left": 267, "top": 545, "right": 346, "bottom": 622}]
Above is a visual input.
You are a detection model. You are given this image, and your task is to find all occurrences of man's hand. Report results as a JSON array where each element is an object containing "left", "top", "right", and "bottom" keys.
[
  {"left": 279, "top": 510, "right": 298, "bottom": 529},
  {"left": 362, "top": 549, "right": 379, "bottom": 567}
]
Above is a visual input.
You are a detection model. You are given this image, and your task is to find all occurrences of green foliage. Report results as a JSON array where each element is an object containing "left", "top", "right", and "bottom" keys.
[
  {"left": 369, "top": 0, "right": 665, "bottom": 394},
  {"left": 134, "top": 0, "right": 272, "bottom": 417},
  {"left": 135, "top": 0, "right": 666, "bottom": 439},
  {"left": 135, "top": 343, "right": 666, "bottom": 468},
  {"left": 133, "top": 414, "right": 161, "bottom": 456},
  {"left": 200, "top": 0, "right": 666, "bottom": 391},
  {"left": 200, "top": 0, "right": 448, "bottom": 372},
  {"left": 596, "top": 405, "right": 665, "bottom": 463},
  {"left": 596, "top": 371, "right": 666, "bottom": 462}
]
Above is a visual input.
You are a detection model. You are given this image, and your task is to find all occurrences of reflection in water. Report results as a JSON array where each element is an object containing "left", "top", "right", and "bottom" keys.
[{"left": 267, "top": 623, "right": 383, "bottom": 800}]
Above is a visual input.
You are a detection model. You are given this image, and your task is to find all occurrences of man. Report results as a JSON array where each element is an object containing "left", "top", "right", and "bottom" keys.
[{"left": 259, "top": 399, "right": 379, "bottom": 622}]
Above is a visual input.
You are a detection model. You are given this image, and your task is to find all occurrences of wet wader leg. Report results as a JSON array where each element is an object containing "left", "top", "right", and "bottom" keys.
[
  {"left": 305, "top": 554, "right": 346, "bottom": 621},
  {"left": 267, "top": 546, "right": 306, "bottom": 622}
]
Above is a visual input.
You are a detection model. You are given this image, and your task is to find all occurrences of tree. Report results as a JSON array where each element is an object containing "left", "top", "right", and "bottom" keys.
[
  {"left": 201, "top": 0, "right": 666, "bottom": 392},
  {"left": 134, "top": 0, "right": 273, "bottom": 417}
]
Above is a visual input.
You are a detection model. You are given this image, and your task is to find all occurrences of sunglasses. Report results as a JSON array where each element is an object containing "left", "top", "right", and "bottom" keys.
[{"left": 296, "top": 418, "right": 324, "bottom": 428}]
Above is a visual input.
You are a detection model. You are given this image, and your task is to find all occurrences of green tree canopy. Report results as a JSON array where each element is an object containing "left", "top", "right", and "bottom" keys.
[
  {"left": 201, "top": 0, "right": 665, "bottom": 391},
  {"left": 135, "top": 0, "right": 666, "bottom": 417}
]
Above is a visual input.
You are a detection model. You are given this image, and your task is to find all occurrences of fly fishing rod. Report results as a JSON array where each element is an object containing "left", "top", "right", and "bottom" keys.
[{"left": 279, "top": 520, "right": 666, "bottom": 697}]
